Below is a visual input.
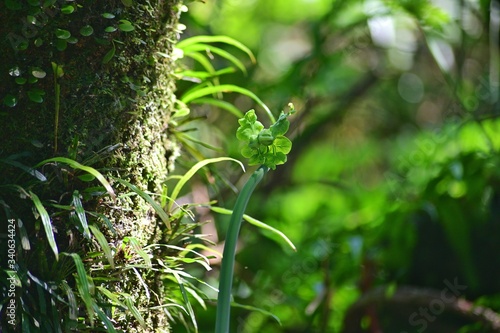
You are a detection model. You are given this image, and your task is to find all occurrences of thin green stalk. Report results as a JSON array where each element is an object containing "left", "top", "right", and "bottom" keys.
[{"left": 215, "top": 165, "right": 269, "bottom": 333}]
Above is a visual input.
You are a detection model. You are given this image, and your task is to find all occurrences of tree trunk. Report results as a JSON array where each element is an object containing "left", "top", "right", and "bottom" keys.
[{"left": 1, "top": 0, "right": 182, "bottom": 331}]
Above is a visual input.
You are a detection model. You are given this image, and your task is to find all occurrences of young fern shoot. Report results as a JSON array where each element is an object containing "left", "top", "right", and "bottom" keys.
[{"left": 215, "top": 104, "right": 295, "bottom": 333}]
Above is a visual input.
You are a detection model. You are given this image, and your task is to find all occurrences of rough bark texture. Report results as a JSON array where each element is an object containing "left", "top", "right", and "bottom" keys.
[{"left": 1, "top": 1, "right": 182, "bottom": 331}]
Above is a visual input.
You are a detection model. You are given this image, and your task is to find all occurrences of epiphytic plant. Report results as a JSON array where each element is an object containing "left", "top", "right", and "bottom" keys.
[{"left": 215, "top": 104, "right": 296, "bottom": 333}]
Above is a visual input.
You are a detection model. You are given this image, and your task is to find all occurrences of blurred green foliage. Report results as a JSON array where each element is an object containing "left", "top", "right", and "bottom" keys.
[{"left": 176, "top": 0, "right": 500, "bottom": 332}]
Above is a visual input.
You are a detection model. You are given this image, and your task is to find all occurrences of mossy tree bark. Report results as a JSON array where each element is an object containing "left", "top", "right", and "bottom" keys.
[{"left": 1, "top": 0, "right": 183, "bottom": 331}]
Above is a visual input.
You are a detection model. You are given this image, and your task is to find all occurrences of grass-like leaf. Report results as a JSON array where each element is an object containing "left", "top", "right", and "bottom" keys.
[
  {"left": 172, "top": 271, "right": 198, "bottom": 333},
  {"left": 190, "top": 97, "right": 244, "bottom": 118},
  {"left": 0, "top": 158, "right": 47, "bottom": 181},
  {"left": 124, "top": 237, "right": 152, "bottom": 267},
  {"left": 37, "top": 157, "right": 116, "bottom": 200},
  {"left": 72, "top": 190, "right": 90, "bottom": 239},
  {"left": 180, "top": 43, "right": 248, "bottom": 74},
  {"left": 167, "top": 157, "right": 245, "bottom": 211},
  {"left": 60, "top": 280, "right": 78, "bottom": 320},
  {"left": 15, "top": 218, "right": 31, "bottom": 250},
  {"left": 181, "top": 84, "right": 275, "bottom": 123},
  {"left": 112, "top": 177, "right": 171, "bottom": 229},
  {"left": 88, "top": 224, "right": 115, "bottom": 268},
  {"left": 92, "top": 302, "right": 117, "bottom": 333},
  {"left": 97, "top": 286, "right": 127, "bottom": 308},
  {"left": 178, "top": 67, "right": 236, "bottom": 80},
  {"left": 183, "top": 51, "right": 218, "bottom": 76},
  {"left": 29, "top": 191, "right": 58, "bottom": 260},
  {"left": 176, "top": 35, "right": 256, "bottom": 64},
  {"left": 210, "top": 206, "right": 296, "bottom": 251},
  {"left": 62, "top": 252, "right": 95, "bottom": 325},
  {"left": 124, "top": 294, "right": 147, "bottom": 329},
  {"left": 87, "top": 211, "right": 117, "bottom": 235}
]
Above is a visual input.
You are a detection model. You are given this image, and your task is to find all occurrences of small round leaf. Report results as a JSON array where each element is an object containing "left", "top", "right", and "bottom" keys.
[
  {"left": 15, "top": 77, "right": 27, "bottom": 85},
  {"left": 104, "top": 26, "right": 117, "bottom": 33},
  {"left": 61, "top": 5, "right": 75, "bottom": 14},
  {"left": 32, "top": 68, "right": 47, "bottom": 78},
  {"left": 80, "top": 25, "right": 94, "bottom": 36},
  {"left": 27, "top": 90, "right": 44, "bottom": 103},
  {"left": 118, "top": 20, "right": 134, "bottom": 32},
  {"left": 102, "top": 13, "right": 115, "bottom": 19},
  {"left": 55, "top": 29, "right": 71, "bottom": 39},
  {"left": 4, "top": 94, "right": 18, "bottom": 107}
]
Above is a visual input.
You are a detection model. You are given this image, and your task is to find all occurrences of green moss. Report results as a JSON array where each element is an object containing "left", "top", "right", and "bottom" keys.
[{"left": 1, "top": 0, "right": 184, "bottom": 331}]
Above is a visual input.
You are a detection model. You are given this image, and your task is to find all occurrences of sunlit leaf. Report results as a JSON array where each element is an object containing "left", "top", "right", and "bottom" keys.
[
  {"left": 88, "top": 225, "right": 114, "bottom": 268},
  {"left": 30, "top": 192, "right": 58, "bottom": 260},
  {"left": 210, "top": 206, "right": 296, "bottom": 251},
  {"left": 167, "top": 157, "right": 245, "bottom": 211},
  {"left": 181, "top": 85, "right": 274, "bottom": 123},
  {"left": 37, "top": 157, "right": 116, "bottom": 200}
]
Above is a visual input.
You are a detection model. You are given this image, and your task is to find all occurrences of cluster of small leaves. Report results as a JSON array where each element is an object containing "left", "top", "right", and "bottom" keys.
[
  {"left": 2, "top": 1, "right": 137, "bottom": 108},
  {"left": 236, "top": 105, "right": 295, "bottom": 169}
]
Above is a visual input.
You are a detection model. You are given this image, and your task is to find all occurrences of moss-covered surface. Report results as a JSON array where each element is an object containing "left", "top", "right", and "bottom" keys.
[{"left": 1, "top": 1, "right": 183, "bottom": 331}]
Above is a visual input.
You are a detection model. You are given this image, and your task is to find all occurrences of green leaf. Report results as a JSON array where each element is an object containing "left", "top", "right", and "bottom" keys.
[
  {"left": 55, "top": 28, "right": 71, "bottom": 39},
  {"left": 60, "top": 280, "right": 78, "bottom": 320},
  {"left": 67, "top": 36, "right": 78, "bottom": 44},
  {"left": 167, "top": 157, "right": 245, "bottom": 211},
  {"left": 51, "top": 62, "right": 64, "bottom": 78},
  {"left": 270, "top": 111, "right": 291, "bottom": 137},
  {"left": 31, "top": 67, "right": 46, "bottom": 79},
  {"left": 3, "top": 94, "right": 18, "bottom": 107},
  {"left": 34, "top": 38, "right": 43, "bottom": 47},
  {"left": 171, "top": 271, "right": 198, "bottom": 332},
  {"left": 27, "top": 89, "right": 44, "bottom": 103},
  {"left": 181, "top": 85, "right": 274, "bottom": 123},
  {"left": 124, "top": 237, "right": 151, "bottom": 267},
  {"left": 210, "top": 206, "right": 296, "bottom": 251},
  {"left": 236, "top": 109, "right": 264, "bottom": 141},
  {"left": 118, "top": 20, "right": 134, "bottom": 32},
  {"left": 36, "top": 157, "right": 116, "bottom": 200},
  {"left": 104, "top": 26, "right": 117, "bottom": 33},
  {"left": 190, "top": 98, "right": 244, "bottom": 118},
  {"left": 88, "top": 225, "right": 114, "bottom": 268},
  {"left": 124, "top": 295, "right": 146, "bottom": 329},
  {"left": 0, "top": 157, "right": 46, "bottom": 181},
  {"left": 112, "top": 177, "right": 171, "bottom": 229},
  {"left": 273, "top": 136, "right": 292, "bottom": 154},
  {"left": 61, "top": 4, "right": 74, "bottom": 14},
  {"left": 176, "top": 35, "right": 256, "bottom": 64},
  {"left": 179, "top": 43, "right": 249, "bottom": 74},
  {"left": 72, "top": 191, "right": 90, "bottom": 239},
  {"left": 80, "top": 25, "right": 94, "bottom": 36},
  {"left": 62, "top": 253, "right": 95, "bottom": 325},
  {"left": 102, "top": 13, "right": 116, "bottom": 19},
  {"left": 121, "top": 0, "right": 133, "bottom": 7},
  {"left": 102, "top": 43, "right": 116, "bottom": 64},
  {"left": 30, "top": 192, "right": 58, "bottom": 260},
  {"left": 15, "top": 77, "right": 27, "bottom": 85}
]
